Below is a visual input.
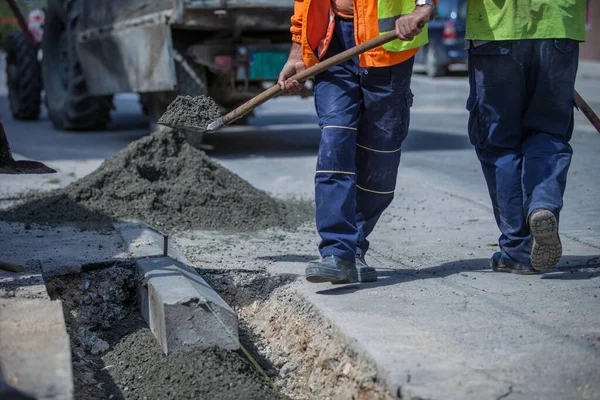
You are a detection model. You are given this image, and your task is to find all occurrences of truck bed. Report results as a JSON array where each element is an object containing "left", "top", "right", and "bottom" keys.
[{"left": 78, "top": 0, "right": 293, "bottom": 32}]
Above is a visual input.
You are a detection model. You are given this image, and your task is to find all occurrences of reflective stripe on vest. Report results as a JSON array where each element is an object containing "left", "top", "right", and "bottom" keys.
[{"left": 378, "top": 0, "right": 428, "bottom": 52}]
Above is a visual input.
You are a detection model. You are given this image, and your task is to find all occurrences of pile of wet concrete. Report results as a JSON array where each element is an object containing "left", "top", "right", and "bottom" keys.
[{"left": 0, "top": 128, "right": 309, "bottom": 231}]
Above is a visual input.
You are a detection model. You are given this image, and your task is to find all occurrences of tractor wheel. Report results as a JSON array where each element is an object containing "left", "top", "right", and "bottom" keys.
[
  {"left": 5, "top": 31, "right": 42, "bottom": 120},
  {"left": 42, "top": 0, "right": 112, "bottom": 130}
]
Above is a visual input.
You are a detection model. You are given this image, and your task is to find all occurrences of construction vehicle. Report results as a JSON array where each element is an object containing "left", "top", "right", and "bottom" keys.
[{"left": 5, "top": 0, "right": 299, "bottom": 131}]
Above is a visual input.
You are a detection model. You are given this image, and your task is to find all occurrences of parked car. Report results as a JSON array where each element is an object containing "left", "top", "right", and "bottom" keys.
[{"left": 415, "top": 0, "right": 468, "bottom": 77}]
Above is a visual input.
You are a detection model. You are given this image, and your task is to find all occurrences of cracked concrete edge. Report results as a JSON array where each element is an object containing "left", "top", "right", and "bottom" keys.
[
  {"left": 113, "top": 221, "right": 240, "bottom": 355},
  {"left": 285, "top": 281, "right": 400, "bottom": 399},
  {"left": 292, "top": 278, "right": 514, "bottom": 400}
]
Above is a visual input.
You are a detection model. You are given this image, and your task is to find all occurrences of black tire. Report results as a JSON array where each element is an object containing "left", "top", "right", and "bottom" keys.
[
  {"left": 425, "top": 44, "right": 447, "bottom": 78},
  {"left": 5, "top": 32, "right": 42, "bottom": 120},
  {"left": 42, "top": 0, "right": 112, "bottom": 130}
]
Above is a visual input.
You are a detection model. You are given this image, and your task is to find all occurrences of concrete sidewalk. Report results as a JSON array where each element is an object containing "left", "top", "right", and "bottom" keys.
[
  {"left": 175, "top": 167, "right": 600, "bottom": 400},
  {"left": 578, "top": 60, "right": 600, "bottom": 81}
]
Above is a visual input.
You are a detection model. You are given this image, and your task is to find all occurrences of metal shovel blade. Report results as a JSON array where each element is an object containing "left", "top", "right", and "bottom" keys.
[
  {"left": 157, "top": 116, "right": 224, "bottom": 135},
  {"left": 158, "top": 121, "right": 207, "bottom": 134}
]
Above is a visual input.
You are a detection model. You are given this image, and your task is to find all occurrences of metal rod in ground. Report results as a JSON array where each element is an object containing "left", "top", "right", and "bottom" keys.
[{"left": 163, "top": 235, "right": 169, "bottom": 257}]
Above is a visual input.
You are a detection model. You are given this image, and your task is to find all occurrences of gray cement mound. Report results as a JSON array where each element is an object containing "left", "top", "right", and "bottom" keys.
[
  {"left": 103, "top": 328, "right": 284, "bottom": 400},
  {"left": 47, "top": 266, "right": 286, "bottom": 400},
  {"left": 158, "top": 95, "right": 221, "bottom": 130},
  {"left": 0, "top": 129, "right": 310, "bottom": 231}
]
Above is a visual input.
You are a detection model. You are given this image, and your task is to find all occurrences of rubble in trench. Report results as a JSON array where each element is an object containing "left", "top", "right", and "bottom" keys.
[{"left": 46, "top": 264, "right": 285, "bottom": 400}]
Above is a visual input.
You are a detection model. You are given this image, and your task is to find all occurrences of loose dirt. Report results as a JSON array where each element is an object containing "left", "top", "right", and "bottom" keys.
[
  {"left": 158, "top": 95, "right": 222, "bottom": 130},
  {"left": 0, "top": 129, "right": 310, "bottom": 231},
  {"left": 201, "top": 270, "right": 390, "bottom": 400},
  {"left": 47, "top": 265, "right": 286, "bottom": 400}
]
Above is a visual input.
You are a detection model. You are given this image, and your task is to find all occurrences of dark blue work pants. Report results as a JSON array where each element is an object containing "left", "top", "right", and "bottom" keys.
[
  {"left": 314, "top": 17, "right": 414, "bottom": 262},
  {"left": 467, "top": 39, "right": 578, "bottom": 266}
]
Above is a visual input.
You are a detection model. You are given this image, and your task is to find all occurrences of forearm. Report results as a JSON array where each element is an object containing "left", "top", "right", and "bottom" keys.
[{"left": 288, "top": 42, "right": 302, "bottom": 59}]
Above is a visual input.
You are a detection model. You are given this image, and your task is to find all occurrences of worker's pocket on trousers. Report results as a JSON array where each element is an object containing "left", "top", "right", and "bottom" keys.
[
  {"left": 466, "top": 94, "right": 484, "bottom": 147},
  {"left": 398, "top": 90, "right": 413, "bottom": 140},
  {"left": 405, "top": 90, "right": 414, "bottom": 108},
  {"left": 470, "top": 41, "right": 513, "bottom": 88},
  {"left": 549, "top": 39, "right": 578, "bottom": 83},
  {"left": 470, "top": 41, "right": 511, "bottom": 56}
]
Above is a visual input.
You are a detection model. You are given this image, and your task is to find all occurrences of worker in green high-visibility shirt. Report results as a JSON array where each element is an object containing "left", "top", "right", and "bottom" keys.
[{"left": 465, "top": 1, "right": 586, "bottom": 275}]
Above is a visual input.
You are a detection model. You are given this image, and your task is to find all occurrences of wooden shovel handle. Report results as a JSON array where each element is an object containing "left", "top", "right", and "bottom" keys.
[
  {"left": 575, "top": 90, "right": 600, "bottom": 135},
  {"left": 222, "top": 31, "right": 400, "bottom": 126}
]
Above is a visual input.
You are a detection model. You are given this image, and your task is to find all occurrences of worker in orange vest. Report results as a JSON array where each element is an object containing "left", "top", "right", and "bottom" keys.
[{"left": 278, "top": 0, "right": 437, "bottom": 284}]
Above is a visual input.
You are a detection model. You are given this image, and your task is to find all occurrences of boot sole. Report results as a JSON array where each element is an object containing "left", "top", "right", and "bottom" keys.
[{"left": 530, "top": 210, "right": 562, "bottom": 271}]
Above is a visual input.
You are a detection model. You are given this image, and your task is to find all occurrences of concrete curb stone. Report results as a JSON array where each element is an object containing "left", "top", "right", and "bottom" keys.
[{"left": 113, "top": 221, "right": 239, "bottom": 354}]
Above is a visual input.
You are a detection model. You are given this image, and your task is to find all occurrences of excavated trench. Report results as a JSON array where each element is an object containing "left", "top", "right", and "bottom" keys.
[
  {"left": 7, "top": 98, "right": 387, "bottom": 398},
  {"left": 46, "top": 263, "right": 389, "bottom": 400},
  {"left": 46, "top": 263, "right": 285, "bottom": 400},
  {"left": 194, "top": 270, "right": 389, "bottom": 400}
]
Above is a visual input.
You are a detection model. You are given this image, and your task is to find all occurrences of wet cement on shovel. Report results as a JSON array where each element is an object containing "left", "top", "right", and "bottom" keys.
[
  {"left": 0, "top": 129, "right": 311, "bottom": 231},
  {"left": 158, "top": 95, "right": 222, "bottom": 131}
]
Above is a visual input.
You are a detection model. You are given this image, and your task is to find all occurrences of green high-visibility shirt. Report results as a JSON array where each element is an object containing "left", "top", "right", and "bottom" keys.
[{"left": 466, "top": 0, "right": 586, "bottom": 42}]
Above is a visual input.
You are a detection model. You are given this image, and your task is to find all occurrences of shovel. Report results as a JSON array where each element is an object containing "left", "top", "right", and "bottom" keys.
[
  {"left": 159, "top": 29, "right": 415, "bottom": 134},
  {"left": 575, "top": 90, "right": 600, "bottom": 135},
  {"left": 0, "top": 120, "right": 56, "bottom": 175}
]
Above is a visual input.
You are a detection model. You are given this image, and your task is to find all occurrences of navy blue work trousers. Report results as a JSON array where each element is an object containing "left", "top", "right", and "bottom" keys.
[
  {"left": 467, "top": 39, "right": 578, "bottom": 266},
  {"left": 314, "top": 17, "right": 414, "bottom": 262}
]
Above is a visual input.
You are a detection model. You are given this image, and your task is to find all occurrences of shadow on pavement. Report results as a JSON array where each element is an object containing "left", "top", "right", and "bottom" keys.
[
  {"left": 414, "top": 69, "right": 469, "bottom": 78},
  {"left": 0, "top": 193, "right": 113, "bottom": 229},
  {"left": 315, "top": 255, "right": 600, "bottom": 295},
  {"left": 256, "top": 254, "right": 319, "bottom": 263},
  {"left": 206, "top": 128, "right": 471, "bottom": 159}
]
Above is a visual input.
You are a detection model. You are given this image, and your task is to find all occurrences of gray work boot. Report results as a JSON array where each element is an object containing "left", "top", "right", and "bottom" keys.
[
  {"left": 355, "top": 254, "right": 378, "bottom": 282},
  {"left": 491, "top": 252, "right": 538, "bottom": 275},
  {"left": 529, "top": 209, "right": 562, "bottom": 271},
  {"left": 306, "top": 255, "right": 358, "bottom": 284}
]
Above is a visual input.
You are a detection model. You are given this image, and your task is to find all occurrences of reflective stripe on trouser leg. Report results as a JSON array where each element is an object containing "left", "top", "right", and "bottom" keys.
[
  {"left": 315, "top": 126, "right": 359, "bottom": 262},
  {"left": 355, "top": 148, "right": 402, "bottom": 255},
  {"left": 355, "top": 59, "right": 413, "bottom": 255},
  {"left": 313, "top": 17, "right": 362, "bottom": 263}
]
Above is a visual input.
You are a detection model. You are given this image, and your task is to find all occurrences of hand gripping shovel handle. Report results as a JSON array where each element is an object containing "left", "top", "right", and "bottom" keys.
[{"left": 221, "top": 28, "right": 417, "bottom": 127}]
